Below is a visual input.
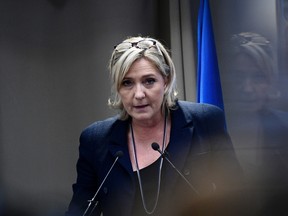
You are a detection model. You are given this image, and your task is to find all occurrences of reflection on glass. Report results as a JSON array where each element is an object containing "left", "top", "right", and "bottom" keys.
[{"left": 222, "top": 32, "right": 288, "bottom": 211}]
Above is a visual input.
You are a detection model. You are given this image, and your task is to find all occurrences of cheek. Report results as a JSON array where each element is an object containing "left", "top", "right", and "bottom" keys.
[
  {"left": 119, "top": 90, "right": 128, "bottom": 102},
  {"left": 255, "top": 85, "right": 270, "bottom": 98},
  {"left": 119, "top": 90, "right": 134, "bottom": 107},
  {"left": 152, "top": 88, "right": 165, "bottom": 103}
]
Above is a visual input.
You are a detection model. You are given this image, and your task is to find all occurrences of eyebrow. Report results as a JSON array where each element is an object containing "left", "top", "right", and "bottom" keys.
[{"left": 123, "top": 73, "right": 157, "bottom": 79}]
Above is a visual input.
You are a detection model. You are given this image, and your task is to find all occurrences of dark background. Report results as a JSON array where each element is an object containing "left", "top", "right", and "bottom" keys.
[
  {"left": 1, "top": 0, "right": 287, "bottom": 215},
  {"left": 0, "top": 1, "right": 170, "bottom": 215}
]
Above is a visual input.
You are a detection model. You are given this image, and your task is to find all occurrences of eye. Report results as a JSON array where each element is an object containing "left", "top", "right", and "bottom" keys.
[
  {"left": 144, "top": 78, "right": 156, "bottom": 86},
  {"left": 251, "top": 72, "right": 268, "bottom": 84},
  {"left": 121, "top": 79, "right": 133, "bottom": 87}
]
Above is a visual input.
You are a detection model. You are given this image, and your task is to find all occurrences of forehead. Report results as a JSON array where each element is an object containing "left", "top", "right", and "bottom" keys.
[
  {"left": 124, "top": 58, "right": 160, "bottom": 77},
  {"left": 233, "top": 54, "right": 258, "bottom": 69}
]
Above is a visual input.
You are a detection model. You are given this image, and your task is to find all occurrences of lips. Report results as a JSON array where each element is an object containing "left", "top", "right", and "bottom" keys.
[
  {"left": 134, "top": 104, "right": 148, "bottom": 108},
  {"left": 133, "top": 104, "right": 149, "bottom": 110}
]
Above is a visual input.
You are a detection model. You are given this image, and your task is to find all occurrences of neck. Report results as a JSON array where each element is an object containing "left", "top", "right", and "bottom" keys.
[
  {"left": 128, "top": 112, "right": 170, "bottom": 171},
  {"left": 132, "top": 117, "right": 164, "bottom": 131},
  {"left": 130, "top": 113, "right": 170, "bottom": 147},
  {"left": 132, "top": 113, "right": 165, "bottom": 128}
]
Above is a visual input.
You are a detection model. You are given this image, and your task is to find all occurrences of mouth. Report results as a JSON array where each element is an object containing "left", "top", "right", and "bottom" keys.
[{"left": 134, "top": 104, "right": 149, "bottom": 109}]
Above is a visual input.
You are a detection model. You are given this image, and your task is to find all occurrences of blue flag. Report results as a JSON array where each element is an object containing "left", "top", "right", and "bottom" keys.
[{"left": 197, "top": 0, "right": 225, "bottom": 112}]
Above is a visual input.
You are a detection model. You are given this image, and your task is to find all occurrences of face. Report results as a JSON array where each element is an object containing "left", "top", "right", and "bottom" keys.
[
  {"left": 223, "top": 53, "right": 270, "bottom": 113},
  {"left": 118, "top": 58, "right": 167, "bottom": 124}
]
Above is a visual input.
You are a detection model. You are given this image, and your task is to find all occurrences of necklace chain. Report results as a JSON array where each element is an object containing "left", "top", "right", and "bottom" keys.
[{"left": 130, "top": 111, "right": 168, "bottom": 215}]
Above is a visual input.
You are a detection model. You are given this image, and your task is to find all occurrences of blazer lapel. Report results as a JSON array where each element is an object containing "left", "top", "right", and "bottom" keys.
[
  {"left": 164, "top": 106, "right": 195, "bottom": 193},
  {"left": 107, "top": 119, "right": 134, "bottom": 175}
]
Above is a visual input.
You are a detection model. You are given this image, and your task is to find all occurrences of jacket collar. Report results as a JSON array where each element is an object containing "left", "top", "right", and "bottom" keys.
[
  {"left": 107, "top": 119, "right": 133, "bottom": 174},
  {"left": 106, "top": 101, "right": 196, "bottom": 178}
]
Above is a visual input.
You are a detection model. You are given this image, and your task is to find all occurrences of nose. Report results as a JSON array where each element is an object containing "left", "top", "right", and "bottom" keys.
[
  {"left": 240, "top": 78, "right": 254, "bottom": 93},
  {"left": 134, "top": 84, "right": 145, "bottom": 100}
]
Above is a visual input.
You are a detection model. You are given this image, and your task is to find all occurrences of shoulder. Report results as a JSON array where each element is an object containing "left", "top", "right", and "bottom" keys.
[
  {"left": 79, "top": 115, "right": 120, "bottom": 144},
  {"left": 271, "top": 109, "right": 288, "bottom": 120},
  {"left": 174, "top": 100, "right": 226, "bottom": 134},
  {"left": 177, "top": 100, "right": 225, "bottom": 120},
  {"left": 264, "top": 108, "right": 288, "bottom": 128}
]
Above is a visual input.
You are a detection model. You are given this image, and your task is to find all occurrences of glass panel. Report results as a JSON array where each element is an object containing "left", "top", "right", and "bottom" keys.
[{"left": 213, "top": 0, "right": 288, "bottom": 211}]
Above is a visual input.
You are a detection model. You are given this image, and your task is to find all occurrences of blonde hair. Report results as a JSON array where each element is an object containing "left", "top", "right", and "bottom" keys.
[
  {"left": 108, "top": 36, "right": 178, "bottom": 120},
  {"left": 230, "top": 32, "right": 280, "bottom": 100},
  {"left": 231, "top": 32, "right": 276, "bottom": 85}
]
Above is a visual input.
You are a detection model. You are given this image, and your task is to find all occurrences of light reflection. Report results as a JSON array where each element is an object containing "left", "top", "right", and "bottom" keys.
[{"left": 222, "top": 32, "right": 288, "bottom": 212}]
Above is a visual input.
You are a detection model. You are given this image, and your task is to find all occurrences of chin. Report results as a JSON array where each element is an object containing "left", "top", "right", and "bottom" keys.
[{"left": 131, "top": 113, "right": 154, "bottom": 121}]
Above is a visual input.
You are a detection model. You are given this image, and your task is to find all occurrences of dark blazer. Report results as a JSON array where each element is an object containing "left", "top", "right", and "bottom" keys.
[{"left": 66, "top": 101, "right": 243, "bottom": 216}]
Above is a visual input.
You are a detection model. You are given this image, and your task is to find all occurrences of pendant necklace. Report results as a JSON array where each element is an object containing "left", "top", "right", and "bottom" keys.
[{"left": 130, "top": 111, "right": 168, "bottom": 215}]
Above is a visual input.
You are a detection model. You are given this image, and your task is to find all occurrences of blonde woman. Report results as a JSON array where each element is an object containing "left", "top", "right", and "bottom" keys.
[{"left": 66, "top": 36, "right": 242, "bottom": 216}]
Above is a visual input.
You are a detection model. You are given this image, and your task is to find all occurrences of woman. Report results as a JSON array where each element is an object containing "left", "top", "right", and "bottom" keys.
[{"left": 66, "top": 36, "right": 242, "bottom": 216}]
